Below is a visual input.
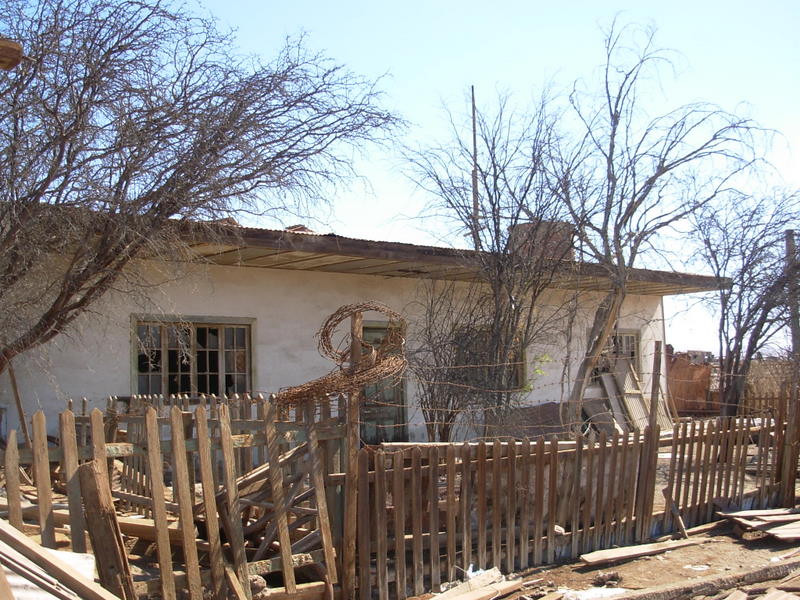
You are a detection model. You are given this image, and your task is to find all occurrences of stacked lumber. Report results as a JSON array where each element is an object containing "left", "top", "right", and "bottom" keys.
[{"left": 718, "top": 508, "right": 800, "bottom": 541}]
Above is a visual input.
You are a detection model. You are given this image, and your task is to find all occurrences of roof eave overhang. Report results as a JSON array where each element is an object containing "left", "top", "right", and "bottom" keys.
[{"left": 184, "top": 226, "right": 724, "bottom": 296}]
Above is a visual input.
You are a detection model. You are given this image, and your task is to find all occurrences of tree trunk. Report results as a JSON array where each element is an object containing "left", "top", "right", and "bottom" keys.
[{"left": 564, "top": 290, "right": 625, "bottom": 429}]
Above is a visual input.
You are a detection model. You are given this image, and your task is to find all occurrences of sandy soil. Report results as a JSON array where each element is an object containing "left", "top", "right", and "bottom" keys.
[{"left": 512, "top": 521, "right": 799, "bottom": 599}]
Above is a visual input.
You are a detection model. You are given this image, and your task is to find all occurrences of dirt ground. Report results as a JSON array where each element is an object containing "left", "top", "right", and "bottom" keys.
[{"left": 512, "top": 521, "right": 800, "bottom": 599}]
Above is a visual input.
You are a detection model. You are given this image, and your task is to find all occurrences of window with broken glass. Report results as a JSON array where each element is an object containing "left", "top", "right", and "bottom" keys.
[{"left": 135, "top": 321, "right": 251, "bottom": 396}]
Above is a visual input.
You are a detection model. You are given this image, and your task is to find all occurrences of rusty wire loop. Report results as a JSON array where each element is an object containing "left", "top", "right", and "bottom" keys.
[{"left": 274, "top": 302, "right": 407, "bottom": 405}]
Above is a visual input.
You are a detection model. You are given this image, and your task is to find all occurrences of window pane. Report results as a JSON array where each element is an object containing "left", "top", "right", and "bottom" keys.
[
  {"left": 197, "top": 352, "right": 207, "bottom": 373},
  {"left": 168, "top": 349, "right": 178, "bottom": 372},
  {"left": 207, "top": 328, "right": 219, "bottom": 349},
  {"left": 225, "top": 328, "right": 234, "bottom": 347},
  {"left": 209, "top": 374, "right": 219, "bottom": 395},
  {"left": 197, "top": 375, "right": 208, "bottom": 395},
  {"left": 235, "top": 327, "right": 246, "bottom": 348},
  {"left": 209, "top": 351, "right": 218, "bottom": 372},
  {"left": 197, "top": 327, "right": 207, "bottom": 349}
]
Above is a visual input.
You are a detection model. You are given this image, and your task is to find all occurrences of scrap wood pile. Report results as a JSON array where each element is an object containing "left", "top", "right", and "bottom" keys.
[
  {"left": 719, "top": 508, "right": 800, "bottom": 541},
  {"left": 583, "top": 356, "right": 673, "bottom": 436}
]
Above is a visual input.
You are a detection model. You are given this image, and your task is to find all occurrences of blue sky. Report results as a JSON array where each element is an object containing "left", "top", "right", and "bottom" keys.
[{"left": 201, "top": 0, "right": 799, "bottom": 351}]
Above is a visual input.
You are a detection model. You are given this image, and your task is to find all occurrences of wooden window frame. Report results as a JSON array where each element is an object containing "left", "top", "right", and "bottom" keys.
[{"left": 131, "top": 315, "right": 255, "bottom": 397}]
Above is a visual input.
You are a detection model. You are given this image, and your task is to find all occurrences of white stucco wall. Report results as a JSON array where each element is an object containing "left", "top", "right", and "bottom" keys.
[{"left": 0, "top": 260, "right": 667, "bottom": 441}]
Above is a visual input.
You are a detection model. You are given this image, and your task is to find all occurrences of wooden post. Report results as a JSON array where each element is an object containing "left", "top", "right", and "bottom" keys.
[
  {"left": 78, "top": 460, "right": 136, "bottom": 600},
  {"left": 31, "top": 411, "right": 55, "bottom": 548},
  {"left": 783, "top": 230, "right": 800, "bottom": 505},
  {"left": 649, "top": 341, "right": 662, "bottom": 432},
  {"left": 342, "top": 311, "right": 363, "bottom": 599},
  {"left": 7, "top": 361, "right": 31, "bottom": 448}
]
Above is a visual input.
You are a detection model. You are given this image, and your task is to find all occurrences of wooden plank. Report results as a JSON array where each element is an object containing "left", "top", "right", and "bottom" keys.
[
  {"left": 611, "top": 431, "right": 627, "bottom": 546},
  {"left": 446, "top": 444, "right": 457, "bottom": 582},
  {"left": 375, "top": 450, "right": 389, "bottom": 600},
  {"left": 705, "top": 419, "right": 723, "bottom": 522},
  {"left": 0, "top": 517, "right": 120, "bottom": 600},
  {"left": 411, "top": 447, "right": 424, "bottom": 597},
  {"left": 169, "top": 407, "right": 203, "bottom": 600},
  {"left": 0, "top": 560, "right": 11, "bottom": 599},
  {"left": 225, "top": 565, "right": 250, "bottom": 600},
  {"left": 642, "top": 425, "right": 661, "bottom": 540},
  {"left": 594, "top": 431, "right": 608, "bottom": 551},
  {"left": 518, "top": 438, "right": 531, "bottom": 570},
  {"left": 429, "top": 445, "right": 441, "bottom": 592},
  {"left": 690, "top": 421, "right": 707, "bottom": 525},
  {"left": 719, "top": 418, "right": 735, "bottom": 500},
  {"left": 672, "top": 421, "right": 689, "bottom": 522},
  {"left": 461, "top": 442, "right": 472, "bottom": 575},
  {"left": 546, "top": 437, "right": 558, "bottom": 564},
  {"left": 219, "top": 403, "right": 251, "bottom": 598},
  {"left": 506, "top": 441, "right": 517, "bottom": 572},
  {"left": 393, "top": 450, "right": 407, "bottom": 599},
  {"left": 196, "top": 406, "right": 226, "bottom": 599},
  {"left": 624, "top": 430, "right": 641, "bottom": 545},
  {"left": 144, "top": 408, "right": 177, "bottom": 600},
  {"left": 308, "top": 421, "right": 338, "bottom": 585},
  {"left": 734, "top": 418, "right": 749, "bottom": 506},
  {"left": 31, "top": 411, "right": 55, "bottom": 548},
  {"left": 90, "top": 408, "right": 110, "bottom": 494},
  {"left": 634, "top": 427, "right": 650, "bottom": 541},
  {"left": 532, "top": 437, "right": 545, "bottom": 566},
  {"left": 264, "top": 400, "right": 296, "bottom": 595},
  {"left": 59, "top": 410, "right": 86, "bottom": 553},
  {"left": 603, "top": 431, "right": 619, "bottom": 547},
  {"left": 580, "top": 538, "right": 702, "bottom": 566},
  {"left": 477, "top": 441, "right": 487, "bottom": 569},
  {"left": 491, "top": 440, "right": 502, "bottom": 568},
  {"left": 582, "top": 436, "right": 595, "bottom": 553},
  {"left": 4, "top": 430, "right": 23, "bottom": 531},
  {"left": 695, "top": 420, "right": 714, "bottom": 526},
  {"left": 341, "top": 312, "right": 363, "bottom": 600},
  {"left": 78, "top": 459, "right": 136, "bottom": 600},
  {"left": 661, "top": 423, "right": 680, "bottom": 534},
  {"left": 357, "top": 449, "right": 371, "bottom": 600},
  {"left": 599, "top": 373, "right": 629, "bottom": 431},
  {"left": 570, "top": 435, "right": 583, "bottom": 558}
]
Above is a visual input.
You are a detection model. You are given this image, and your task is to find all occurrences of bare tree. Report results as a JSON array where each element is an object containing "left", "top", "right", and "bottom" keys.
[
  {"left": 407, "top": 93, "right": 577, "bottom": 440},
  {"left": 555, "top": 22, "right": 758, "bottom": 425},
  {"left": 690, "top": 191, "right": 800, "bottom": 415},
  {"left": 0, "top": 0, "right": 398, "bottom": 375}
]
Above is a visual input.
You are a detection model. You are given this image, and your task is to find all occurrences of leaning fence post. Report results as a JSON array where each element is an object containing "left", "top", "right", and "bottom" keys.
[
  {"left": 342, "top": 310, "right": 363, "bottom": 599},
  {"left": 78, "top": 460, "right": 136, "bottom": 600}
]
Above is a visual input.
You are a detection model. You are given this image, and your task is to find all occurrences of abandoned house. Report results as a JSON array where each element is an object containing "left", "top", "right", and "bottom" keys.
[{"left": 0, "top": 224, "right": 720, "bottom": 442}]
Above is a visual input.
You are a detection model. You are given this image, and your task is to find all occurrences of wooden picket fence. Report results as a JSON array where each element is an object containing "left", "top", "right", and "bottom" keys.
[
  {"left": 356, "top": 417, "right": 786, "bottom": 600},
  {"left": 1, "top": 395, "right": 347, "bottom": 599},
  {"left": 0, "top": 402, "right": 795, "bottom": 600}
]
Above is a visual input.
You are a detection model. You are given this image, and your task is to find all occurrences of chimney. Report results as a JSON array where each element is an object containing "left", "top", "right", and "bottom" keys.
[{"left": 508, "top": 221, "right": 575, "bottom": 261}]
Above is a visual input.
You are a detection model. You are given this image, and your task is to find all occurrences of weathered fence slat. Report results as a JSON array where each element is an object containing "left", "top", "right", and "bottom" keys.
[
  {"left": 393, "top": 450, "right": 406, "bottom": 600},
  {"left": 32, "top": 411, "right": 55, "bottom": 548},
  {"left": 357, "top": 449, "right": 371, "bottom": 600},
  {"left": 195, "top": 406, "right": 226, "bottom": 599},
  {"left": 411, "top": 447, "right": 423, "bottom": 597},
  {"left": 4, "top": 429, "right": 23, "bottom": 531},
  {"left": 429, "top": 445, "right": 441, "bottom": 592}
]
